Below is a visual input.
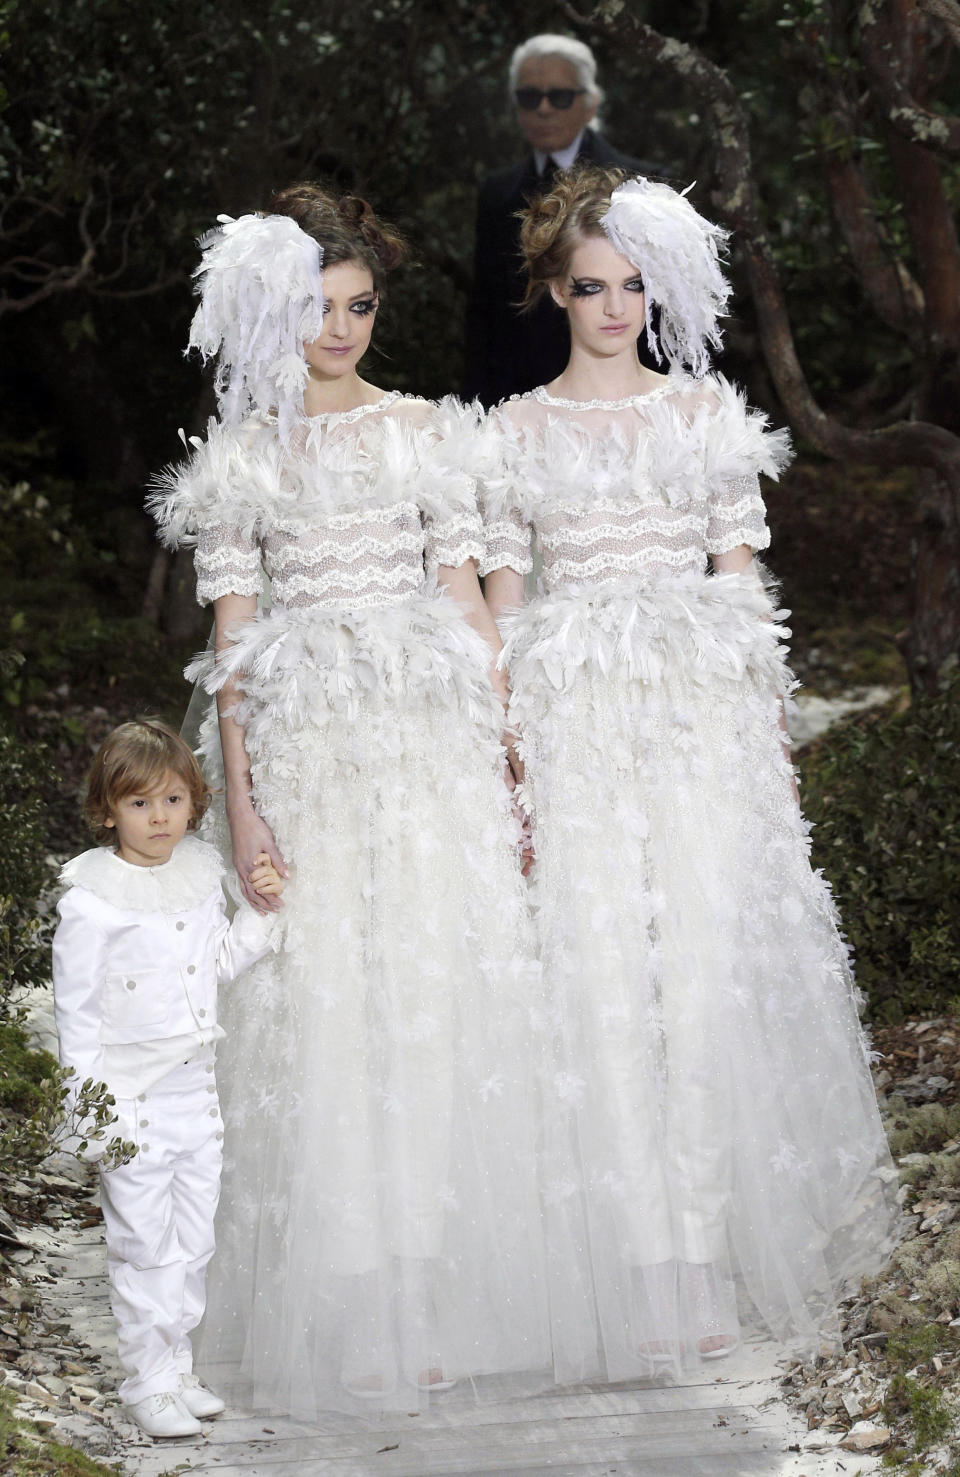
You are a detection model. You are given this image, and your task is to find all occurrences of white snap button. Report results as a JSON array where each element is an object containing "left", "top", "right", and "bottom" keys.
[
  {"left": 141, "top": 1143, "right": 150, "bottom": 1153},
  {"left": 208, "top": 1107, "right": 217, "bottom": 1117},
  {"left": 198, "top": 1008, "right": 207, "bottom": 1018},
  {"left": 137, "top": 1094, "right": 146, "bottom": 1103},
  {"left": 206, "top": 1085, "right": 216, "bottom": 1094},
  {"left": 176, "top": 921, "right": 185, "bottom": 931},
  {"left": 215, "top": 1131, "right": 224, "bottom": 1141},
  {"left": 125, "top": 980, "right": 136, "bottom": 990},
  {"left": 205, "top": 1064, "right": 214, "bottom": 1074},
  {"left": 187, "top": 965, "right": 196, "bottom": 975},
  {"left": 139, "top": 1119, "right": 149, "bottom": 1128}
]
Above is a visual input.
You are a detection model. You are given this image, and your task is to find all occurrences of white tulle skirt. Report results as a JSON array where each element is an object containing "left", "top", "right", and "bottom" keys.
[
  {"left": 191, "top": 594, "right": 551, "bottom": 1416},
  {"left": 502, "top": 569, "right": 898, "bottom": 1384}
]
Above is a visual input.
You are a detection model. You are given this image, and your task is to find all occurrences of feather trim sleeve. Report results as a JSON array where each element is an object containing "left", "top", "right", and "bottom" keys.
[
  {"left": 147, "top": 418, "right": 276, "bottom": 605},
  {"left": 414, "top": 397, "right": 486, "bottom": 573},
  {"left": 701, "top": 376, "right": 792, "bottom": 555},
  {"left": 472, "top": 407, "right": 533, "bottom": 578}
]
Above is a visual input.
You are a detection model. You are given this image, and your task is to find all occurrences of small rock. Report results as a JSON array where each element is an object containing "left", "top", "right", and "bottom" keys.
[
  {"left": 842, "top": 1389, "right": 862, "bottom": 1419},
  {"left": 23, "top": 1381, "right": 56, "bottom": 1405},
  {"left": 839, "top": 1421, "right": 891, "bottom": 1452},
  {"left": 39, "top": 1374, "right": 67, "bottom": 1398},
  {"left": 801, "top": 1428, "right": 842, "bottom": 1450}
]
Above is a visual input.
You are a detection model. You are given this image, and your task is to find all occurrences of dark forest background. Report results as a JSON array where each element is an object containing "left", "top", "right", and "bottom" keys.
[{"left": 0, "top": 0, "right": 958, "bottom": 1020}]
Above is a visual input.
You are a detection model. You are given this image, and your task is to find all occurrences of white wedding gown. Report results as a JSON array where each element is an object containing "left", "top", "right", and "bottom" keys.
[
  {"left": 479, "top": 375, "right": 898, "bottom": 1382},
  {"left": 150, "top": 394, "right": 551, "bottom": 1415}
]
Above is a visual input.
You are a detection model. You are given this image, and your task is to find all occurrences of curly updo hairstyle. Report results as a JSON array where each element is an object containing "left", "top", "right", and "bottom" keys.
[
  {"left": 519, "top": 164, "right": 629, "bottom": 310},
  {"left": 268, "top": 183, "right": 408, "bottom": 295}
]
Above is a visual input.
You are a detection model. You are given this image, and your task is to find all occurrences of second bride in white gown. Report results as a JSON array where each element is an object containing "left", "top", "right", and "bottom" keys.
[
  {"left": 480, "top": 168, "right": 898, "bottom": 1384},
  {"left": 150, "top": 186, "right": 550, "bottom": 1415}
]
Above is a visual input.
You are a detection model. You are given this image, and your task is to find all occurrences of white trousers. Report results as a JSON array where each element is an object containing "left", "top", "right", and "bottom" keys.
[{"left": 99, "top": 1052, "right": 223, "bottom": 1404}]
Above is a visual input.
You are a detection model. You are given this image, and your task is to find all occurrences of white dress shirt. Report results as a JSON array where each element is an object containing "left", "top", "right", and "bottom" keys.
[{"left": 534, "top": 130, "right": 584, "bottom": 177}]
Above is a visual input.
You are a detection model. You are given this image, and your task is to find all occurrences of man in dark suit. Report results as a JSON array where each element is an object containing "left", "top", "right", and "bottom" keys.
[{"left": 464, "top": 34, "right": 661, "bottom": 406}]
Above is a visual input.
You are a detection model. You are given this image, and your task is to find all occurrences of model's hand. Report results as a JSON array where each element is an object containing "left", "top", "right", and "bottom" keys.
[
  {"left": 502, "top": 760, "right": 535, "bottom": 877},
  {"left": 227, "top": 800, "right": 288, "bottom": 914},
  {"left": 249, "top": 851, "right": 286, "bottom": 899}
]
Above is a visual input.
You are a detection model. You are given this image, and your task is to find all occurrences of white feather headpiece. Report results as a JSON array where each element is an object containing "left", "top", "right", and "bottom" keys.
[
  {"left": 187, "top": 212, "right": 325, "bottom": 444},
  {"left": 601, "top": 178, "right": 731, "bottom": 377}
]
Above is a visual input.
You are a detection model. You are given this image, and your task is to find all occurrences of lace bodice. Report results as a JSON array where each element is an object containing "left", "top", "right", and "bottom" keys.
[
  {"left": 150, "top": 394, "right": 484, "bottom": 610},
  {"left": 478, "top": 376, "right": 792, "bottom": 593}
]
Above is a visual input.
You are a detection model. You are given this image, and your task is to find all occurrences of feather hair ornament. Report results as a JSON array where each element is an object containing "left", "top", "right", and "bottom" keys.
[
  {"left": 187, "top": 213, "right": 325, "bottom": 445},
  {"left": 601, "top": 179, "right": 731, "bottom": 378}
]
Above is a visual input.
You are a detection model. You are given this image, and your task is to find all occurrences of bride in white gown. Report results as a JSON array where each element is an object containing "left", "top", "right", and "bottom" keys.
[
  {"left": 150, "top": 186, "right": 549, "bottom": 1415},
  {"left": 480, "top": 169, "right": 898, "bottom": 1383}
]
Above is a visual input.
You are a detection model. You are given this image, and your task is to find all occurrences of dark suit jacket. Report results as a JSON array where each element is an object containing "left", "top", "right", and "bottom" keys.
[{"left": 463, "top": 130, "right": 662, "bottom": 406}]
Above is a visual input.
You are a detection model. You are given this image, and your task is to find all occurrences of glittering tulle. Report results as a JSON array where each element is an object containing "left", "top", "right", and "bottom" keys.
[
  {"left": 191, "top": 598, "right": 552, "bottom": 1415},
  {"left": 503, "top": 570, "right": 899, "bottom": 1382}
]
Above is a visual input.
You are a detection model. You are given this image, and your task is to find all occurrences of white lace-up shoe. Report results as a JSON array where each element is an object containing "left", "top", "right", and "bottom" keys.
[
  {"left": 124, "top": 1389, "right": 203, "bottom": 1437},
  {"left": 177, "top": 1372, "right": 226, "bottom": 1418}
]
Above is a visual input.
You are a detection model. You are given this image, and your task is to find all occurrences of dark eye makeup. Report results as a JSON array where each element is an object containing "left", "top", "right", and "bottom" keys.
[
  {"left": 569, "top": 277, "right": 645, "bottom": 298},
  {"left": 350, "top": 298, "right": 378, "bottom": 317}
]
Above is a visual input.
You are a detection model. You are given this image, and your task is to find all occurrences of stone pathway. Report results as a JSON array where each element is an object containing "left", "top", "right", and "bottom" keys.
[
  {"left": 789, "top": 686, "right": 894, "bottom": 749},
  {"left": 3, "top": 1189, "right": 882, "bottom": 1477}
]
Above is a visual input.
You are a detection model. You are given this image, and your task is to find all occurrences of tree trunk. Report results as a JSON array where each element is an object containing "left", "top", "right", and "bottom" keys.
[{"left": 908, "top": 469, "right": 960, "bottom": 689}]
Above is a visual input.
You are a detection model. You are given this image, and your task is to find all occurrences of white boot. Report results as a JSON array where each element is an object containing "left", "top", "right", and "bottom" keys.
[
  {"left": 125, "top": 1390, "right": 202, "bottom": 1438},
  {"left": 178, "top": 1372, "right": 226, "bottom": 1418}
]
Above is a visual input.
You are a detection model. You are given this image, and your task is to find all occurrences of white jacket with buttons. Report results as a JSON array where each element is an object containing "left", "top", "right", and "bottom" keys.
[{"left": 52, "top": 835, "right": 278, "bottom": 1107}]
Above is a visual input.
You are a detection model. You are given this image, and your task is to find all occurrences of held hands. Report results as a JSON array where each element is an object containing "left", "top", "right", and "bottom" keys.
[
  {"left": 249, "top": 852, "right": 285, "bottom": 899},
  {"left": 502, "top": 757, "right": 535, "bottom": 877},
  {"left": 226, "top": 795, "right": 289, "bottom": 915}
]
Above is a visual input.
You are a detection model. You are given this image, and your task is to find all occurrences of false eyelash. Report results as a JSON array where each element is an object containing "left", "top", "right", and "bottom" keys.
[
  {"left": 569, "top": 280, "right": 601, "bottom": 298},
  {"left": 351, "top": 299, "right": 378, "bottom": 316}
]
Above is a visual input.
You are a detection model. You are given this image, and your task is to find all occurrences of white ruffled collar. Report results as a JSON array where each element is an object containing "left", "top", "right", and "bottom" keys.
[{"left": 60, "top": 835, "right": 225, "bottom": 914}]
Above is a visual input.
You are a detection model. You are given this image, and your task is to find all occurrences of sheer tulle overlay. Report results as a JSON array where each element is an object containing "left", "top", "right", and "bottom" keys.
[
  {"left": 480, "top": 377, "right": 899, "bottom": 1381},
  {"left": 151, "top": 396, "right": 552, "bottom": 1415}
]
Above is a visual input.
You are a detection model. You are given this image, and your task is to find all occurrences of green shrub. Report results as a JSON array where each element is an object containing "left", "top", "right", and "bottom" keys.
[
  {"left": 0, "top": 726, "right": 58, "bottom": 1013},
  {"left": 800, "top": 679, "right": 960, "bottom": 1021}
]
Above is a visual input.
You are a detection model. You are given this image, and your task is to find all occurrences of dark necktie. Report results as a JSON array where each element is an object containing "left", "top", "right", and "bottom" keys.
[{"left": 540, "top": 156, "right": 559, "bottom": 186}]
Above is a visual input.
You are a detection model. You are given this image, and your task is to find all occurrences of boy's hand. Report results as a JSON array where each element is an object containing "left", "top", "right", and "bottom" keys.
[{"left": 249, "top": 852, "right": 286, "bottom": 898}]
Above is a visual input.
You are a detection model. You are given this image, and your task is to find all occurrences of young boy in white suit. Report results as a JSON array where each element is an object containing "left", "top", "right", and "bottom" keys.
[{"left": 52, "top": 719, "right": 285, "bottom": 1438}]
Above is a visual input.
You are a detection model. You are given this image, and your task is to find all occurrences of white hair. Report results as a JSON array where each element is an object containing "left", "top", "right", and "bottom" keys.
[{"left": 509, "top": 33, "right": 605, "bottom": 122}]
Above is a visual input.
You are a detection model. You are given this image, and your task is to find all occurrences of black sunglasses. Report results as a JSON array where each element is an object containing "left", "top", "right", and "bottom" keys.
[{"left": 514, "top": 87, "right": 586, "bottom": 111}]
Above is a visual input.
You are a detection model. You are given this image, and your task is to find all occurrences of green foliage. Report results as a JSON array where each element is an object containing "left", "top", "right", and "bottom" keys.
[
  {"left": 0, "top": 1388, "right": 122, "bottom": 1475},
  {"left": 0, "top": 726, "right": 57, "bottom": 1011},
  {"left": 884, "top": 1099, "right": 960, "bottom": 1159},
  {"left": 883, "top": 1375, "right": 953, "bottom": 1452},
  {"left": 0, "top": 1022, "right": 56, "bottom": 1119},
  {"left": 800, "top": 680, "right": 960, "bottom": 1020},
  {"left": 0, "top": 1025, "right": 135, "bottom": 1179},
  {"left": 886, "top": 1324, "right": 960, "bottom": 1371}
]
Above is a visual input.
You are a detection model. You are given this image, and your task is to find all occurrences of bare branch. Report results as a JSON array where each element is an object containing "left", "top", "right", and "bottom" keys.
[
  {"left": 860, "top": 0, "right": 960, "bottom": 155},
  {"left": 918, "top": 0, "right": 960, "bottom": 50},
  {"left": 821, "top": 151, "right": 924, "bottom": 341},
  {"left": 563, "top": 2, "right": 960, "bottom": 482}
]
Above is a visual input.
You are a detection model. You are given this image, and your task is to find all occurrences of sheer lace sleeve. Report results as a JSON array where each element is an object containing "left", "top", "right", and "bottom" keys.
[
  {"left": 705, "top": 472, "right": 770, "bottom": 555},
  {"left": 194, "top": 523, "right": 263, "bottom": 604},
  {"left": 476, "top": 406, "right": 534, "bottom": 578},
  {"left": 147, "top": 418, "right": 272, "bottom": 606},
  {"left": 701, "top": 376, "right": 792, "bottom": 555},
  {"left": 414, "top": 398, "right": 485, "bottom": 574}
]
